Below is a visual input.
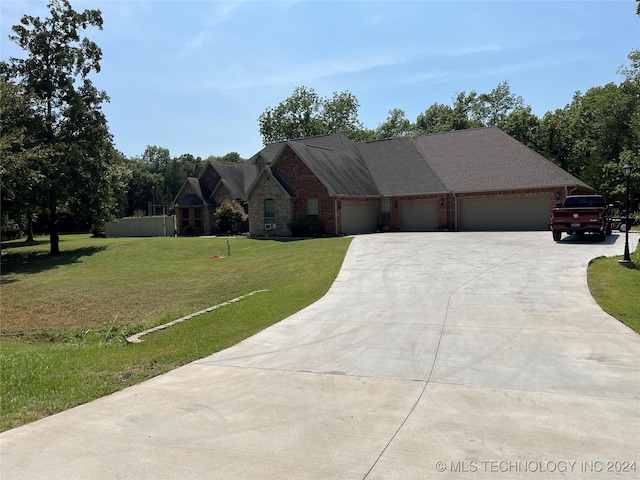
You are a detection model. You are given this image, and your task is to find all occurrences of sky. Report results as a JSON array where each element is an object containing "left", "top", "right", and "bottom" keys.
[{"left": 1, "top": 0, "right": 639, "bottom": 160}]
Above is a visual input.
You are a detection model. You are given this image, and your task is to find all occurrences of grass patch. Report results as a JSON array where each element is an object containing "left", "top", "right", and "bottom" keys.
[
  {"left": 0, "top": 234, "right": 351, "bottom": 431},
  {"left": 587, "top": 237, "right": 640, "bottom": 334}
]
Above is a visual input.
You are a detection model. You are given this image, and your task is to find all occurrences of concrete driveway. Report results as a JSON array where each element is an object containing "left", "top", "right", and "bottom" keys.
[{"left": 2, "top": 232, "right": 639, "bottom": 479}]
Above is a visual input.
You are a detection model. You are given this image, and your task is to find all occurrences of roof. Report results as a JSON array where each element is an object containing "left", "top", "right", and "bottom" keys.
[
  {"left": 173, "top": 177, "right": 214, "bottom": 207},
  {"left": 284, "top": 137, "right": 379, "bottom": 196},
  {"left": 208, "top": 162, "right": 245, "bottom": 198},
  {"left": 359, "top": 137, "right": 448, "bottom": 196},
  {"left": 180, "top": 127, "right": 593, "bottom": 206},
  {"left": 412, "top": 127, "right": 592, "bottom": 193}
]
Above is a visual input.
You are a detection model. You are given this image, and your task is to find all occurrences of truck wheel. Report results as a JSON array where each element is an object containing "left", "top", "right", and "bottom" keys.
[
  {"left": 619, "top": 223, "right": 628, "bottom": 233},
  {"left": 552, "top": 230, "right": 562, "bottom": 242}
]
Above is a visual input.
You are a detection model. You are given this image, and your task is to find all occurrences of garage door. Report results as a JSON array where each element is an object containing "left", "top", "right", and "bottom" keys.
[
  {"left": 401, "top": 200, "right": 438, "bottom": 231},
  {"left": 460, "top": 196, "right": 551, "bottom": 231},
  {"left": 341, "top": 203, "right": 377, "bottom": 234}
]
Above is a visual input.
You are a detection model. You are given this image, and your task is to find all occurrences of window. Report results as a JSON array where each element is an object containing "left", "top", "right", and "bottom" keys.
[
  {"left": 381, "top": 198, "right": 391, "bottom": 226},
  {"left": 264, "top": 199, "right": 276, "bottom": 223},
  {"left": 181, "top": 208, "right": 190, "bottom": 228},
  {"left": 194, "top": 207, "right": 202, "bottom": 229},
  {"left": 307, "top": 198, "right": 318, "bottom": 216}
]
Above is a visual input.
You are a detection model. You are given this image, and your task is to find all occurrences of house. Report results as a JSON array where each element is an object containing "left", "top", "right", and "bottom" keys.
[{"left": 173, "top": 127, "right": 593, "bottom": 236}]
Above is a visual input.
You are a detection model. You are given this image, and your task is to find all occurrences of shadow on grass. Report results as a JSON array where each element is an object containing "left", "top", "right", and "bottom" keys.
[
  {"left": 249, "top": 236, "right": 327, "bottom": 243},
  {"left": 0, "top": 245, "right": 107, "bottom": 281}
]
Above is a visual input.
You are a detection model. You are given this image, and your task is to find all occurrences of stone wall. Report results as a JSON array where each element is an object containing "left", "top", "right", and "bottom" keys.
[{"left": 247, "top": 171, "right": 293, "bottom": 236}]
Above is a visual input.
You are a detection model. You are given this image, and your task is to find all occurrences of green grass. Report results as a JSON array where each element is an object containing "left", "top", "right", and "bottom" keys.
[
  {"left": 0, "top": 234, "right": 351, "bottom": 431},
  {"left": 587, "top": 237, "right": 640, "bottom": 334}
]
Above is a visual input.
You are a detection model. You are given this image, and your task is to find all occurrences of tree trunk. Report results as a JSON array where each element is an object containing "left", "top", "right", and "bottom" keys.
[
  {"left": 26, "top": 214, "right": 34, "bottom": 243},
  {"left": 49, "top": 196, "right": 60, "bottom": 255}
]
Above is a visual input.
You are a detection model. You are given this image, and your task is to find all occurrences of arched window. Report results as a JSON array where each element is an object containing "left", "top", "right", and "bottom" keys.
[{"left": 264, "top": 199, "right": 276, "bottom": 223}]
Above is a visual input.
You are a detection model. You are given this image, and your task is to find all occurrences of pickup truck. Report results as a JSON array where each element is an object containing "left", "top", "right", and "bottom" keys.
[{"left": 550, "top": 195, "right": 612, "bottom": 242}]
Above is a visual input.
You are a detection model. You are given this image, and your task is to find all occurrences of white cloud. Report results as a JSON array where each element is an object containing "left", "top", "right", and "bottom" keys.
[{"left": 205, "top": 0, "right": 244, "bottom": 27}]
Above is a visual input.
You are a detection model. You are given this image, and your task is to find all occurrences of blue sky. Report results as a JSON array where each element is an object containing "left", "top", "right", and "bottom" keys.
[{"left": 1, "top": 0, "right": 639, "bottom": 160}]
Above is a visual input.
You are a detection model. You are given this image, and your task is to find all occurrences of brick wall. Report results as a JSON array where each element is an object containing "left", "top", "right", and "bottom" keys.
[
  {"left": 274, "top": 146, "right": 336, "bottom": 235},
  {"left": 200, "top": 163, "right": 221, "bottom": 191}
]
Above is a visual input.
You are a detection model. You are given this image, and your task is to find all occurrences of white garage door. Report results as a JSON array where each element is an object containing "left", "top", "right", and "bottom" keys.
[
  {"left": 460, "top": 196, "right": 551, "bottom": 231},
  {"left": 341, "top": 203, "right": 377, "bottom": 234},
  {"left": 401, "top": 200, "right": 438, "bottom": 231}
]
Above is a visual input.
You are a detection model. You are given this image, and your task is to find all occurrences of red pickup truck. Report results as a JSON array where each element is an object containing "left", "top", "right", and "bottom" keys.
[{"left": 550, "top": 195, "right": 612, "bottom": 242}]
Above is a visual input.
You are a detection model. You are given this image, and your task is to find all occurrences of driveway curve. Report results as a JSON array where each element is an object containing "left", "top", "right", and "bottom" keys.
[{"left": 2, "top": 232, "right": 639, "bottom": 479}]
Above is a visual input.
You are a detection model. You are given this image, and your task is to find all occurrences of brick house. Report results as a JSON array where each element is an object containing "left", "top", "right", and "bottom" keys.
[
  {"left": 174, "top": 161, "right": 245, "bottom": 236},
  {"left": 173, "top": 127, "right": 593, "bottom": 236}
]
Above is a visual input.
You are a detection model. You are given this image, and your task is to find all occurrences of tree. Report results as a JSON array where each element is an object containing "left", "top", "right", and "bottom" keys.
[
  {"left": 0, "top": 78, "right": 43, "bottom": 240},
  {"left": 125, "top": 158, "right": 162, "bottom": 216},
  {"left": 214, "top": 199, "right": 247, "bottom": 234},
  {"left": 476, "top": 81, "right": 525, "bottom": 127},
  {"left": 415, "top": 102, "right": 456, "bottom": 134},
  {"left": 501, "top": 106, "right": 541, "bottom": 150},
  {"left": 258, "top": 86, "right": 364, "bottom": 143},
  {"left": 617, "top": 49, "right": 640, "bottom": 84},
  {"left": 320, "top": 90, "right": 364, "bottom": 139},
  {"left": 205, "top": 152, "right": 244, "bottom": 164},
  {"left": 2, "top": 0, "right": 117, "bottom": 254},
  {"left": 142, "top": 145, "right": 171, "bottom": 173},
  {"left": 374, "top": 108, "right": 414, "bottom": 140},
  {"left": 600, "top": 150, "right": 640, "bottom": 208}
]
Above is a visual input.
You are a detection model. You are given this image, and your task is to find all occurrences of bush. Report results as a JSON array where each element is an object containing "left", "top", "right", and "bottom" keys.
[
  {"left": 1, "top": 215, "right": 26, "bottom": 240},
  {"left": 214, "top": 199, "right": 248, "bottom": 234},
  {"left": 288, "top": 217, "right": 324, "bottom": 237},
  {"left": 632, "top": 239, "right": 640, "bottom": 268}
]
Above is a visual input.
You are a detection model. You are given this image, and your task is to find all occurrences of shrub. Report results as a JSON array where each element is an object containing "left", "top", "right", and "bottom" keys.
[
  {"left": 288, "top": 217, "right": 324, "bottom": 237},
  {"left": 1, "top": 215, "right": 25, "bottom": 240},
  {"left": 214, "top": 199, "right": 248, "bottom": 234}
]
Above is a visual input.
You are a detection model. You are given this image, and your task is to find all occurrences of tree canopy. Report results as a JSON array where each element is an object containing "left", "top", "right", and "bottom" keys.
[
  {"left": 1, "top": 0, "right": 124, "bottom": 253},
  {"left": 258, "top": 86, "right": 364, "bottom": 143}
]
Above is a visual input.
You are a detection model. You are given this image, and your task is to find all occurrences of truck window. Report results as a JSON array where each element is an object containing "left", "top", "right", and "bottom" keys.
[{"left": 563, "top": 197, "right": 605, "bottom": 208}]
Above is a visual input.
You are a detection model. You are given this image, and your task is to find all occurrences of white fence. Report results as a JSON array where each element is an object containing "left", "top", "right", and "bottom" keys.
[{"left": 105, "top": 216, "right": 175, "bottom": 237}]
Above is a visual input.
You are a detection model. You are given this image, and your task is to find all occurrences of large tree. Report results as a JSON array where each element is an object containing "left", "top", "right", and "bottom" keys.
[
  {"left": 258, "top": 86, "right": 364, "bottom": 143},
  {"left": 373, "top": 108, "right": 414, "bottom": 140},
  {"left": 2, "top": 0, "right": 119, "bottom": 253},
  {"left": 0, "top": 78, "right": 43, "bottom": 240}
]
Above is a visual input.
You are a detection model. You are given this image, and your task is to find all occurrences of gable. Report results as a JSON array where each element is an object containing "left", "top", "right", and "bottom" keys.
[
  {"left": 173, "top": 177, "right": 213, "bottom": 207},
  {"left": 200, "top": 163, "right": 222, "bottom": 191},
  {"left": 244, "top": 165, "right": 295, "bottom": 202},
  {"left": 273, "top": 140, "right": 379, "bottom": 197}
]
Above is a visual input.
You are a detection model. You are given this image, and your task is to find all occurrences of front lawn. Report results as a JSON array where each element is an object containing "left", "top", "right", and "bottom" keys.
[
  {"left": 587, "top": 235, "right": 640, "bottom": 334},
  {"left": 0, "top": 234, "right": 351, "bottom": 431}
]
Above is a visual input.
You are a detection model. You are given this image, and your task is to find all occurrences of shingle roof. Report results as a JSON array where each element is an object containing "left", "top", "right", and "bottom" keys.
[
  {"left": 359, "top": 137, "right": 448, "bottom": 196},
  {"left": 285, "top": 137, "right": 379, "bottom": 196},
  {"left": 203, "top": 127, "right": 593, "bottom": 203},
  {"left": 412, "top": 127, "right": 592, "bottom": 193},
  {"left": 209, "top": 162, "right": 245, "bottom": 198}
]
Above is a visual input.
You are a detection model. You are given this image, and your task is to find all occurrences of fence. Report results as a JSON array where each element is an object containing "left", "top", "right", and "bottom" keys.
[{"left": 105, "top": 216, "right": 176, "bottom": 237}]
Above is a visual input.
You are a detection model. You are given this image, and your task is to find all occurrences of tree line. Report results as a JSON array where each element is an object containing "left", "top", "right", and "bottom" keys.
[{"left": 1, "top": 0, "right": 638, "bottom": 253}]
